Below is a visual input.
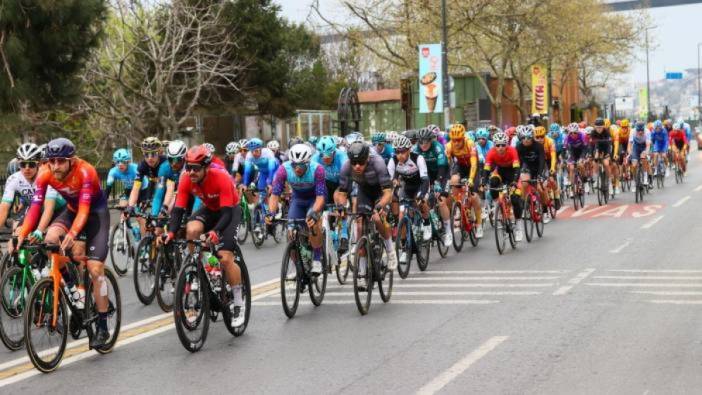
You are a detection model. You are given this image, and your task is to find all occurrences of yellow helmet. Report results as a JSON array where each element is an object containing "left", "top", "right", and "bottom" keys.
[
  {"left": 534, "top": 126, "right": 546, "bottom": 138},
  {"left": 604, "top": 118, "right": 611, "bottom": 128},
  {"left": 620, "top": 119, "right": 630, "bottom": 128},
  {"left": 449, "top": 123, "right": 466, "bottom": 140}
]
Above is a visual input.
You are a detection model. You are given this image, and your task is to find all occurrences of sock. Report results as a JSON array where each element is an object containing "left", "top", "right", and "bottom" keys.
[
  {"left": 313, "top": 247, "right": 322, "bottom": 260},
  {"left": 443, "top": 220, "right": 450, "bottom": 232},
  {"left": 384, "top": 237, "right": 393, "bottom": 253},
  {"left": 97, "top": 312, "right": 108, "bottom": 331},
  {"left": 232, "top": 285, "right": 243, "bottom": 307}
]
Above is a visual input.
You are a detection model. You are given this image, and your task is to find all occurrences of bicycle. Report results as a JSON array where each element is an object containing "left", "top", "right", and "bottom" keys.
[
  {"left": 322, "top": 205, "right": 351, "bottom": 285},
  {"left": 237, "top": 190, "right": 251, "bottom": 244},
  {"left": 155, "top": 235, "right": 187, "bottom": 313},
  {"left": 279, "top": 218, "right": 329, "bottom": 318},
  {"left": 0, "top": 239, "right": 49, "bottom": 351},
  {"left": 449, "top": 179, "right": 480, "bottom": 252},
  {"left": 521, "top": 179, "right": 545, "bottom": 242},
  {"left": 108, "top": 210, "right": 140, "bottom": 276},
  {"left": 569, "top": 166, "right": 586, "bottom": 210},
  {"left": 653, "top": 154, "right": 666, "bottom": 189},
  {"left": 132, "top": 213, "right": 161, "bottom": 305},
  {"left": 490, "top": 184, "right": 518, "bottom": 255},
  {"left": 633, "top": 159, "right": 646, "bottom": 204},
  {"left": 349, "top": 207, "right": 393, "bottom": 315},
  {"left": 173, "top": 239, "right": 251, "bottom": 352},
  {"left": 395, "top": 198, "right": 430, "bottom": 279},
  {"left": 251, "top": 200, "right": 285, "bottom": 249},
  {"left": 24, "top": 243, "right": 121, "bottom": 373},
  {"left": 594, "top": 156, "right": 610, "bottom": 206}
]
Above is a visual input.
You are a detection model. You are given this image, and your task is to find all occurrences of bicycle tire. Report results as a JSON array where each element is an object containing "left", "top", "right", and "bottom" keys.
[
  {"left": 309, "top": 237, "right": 328, "bottom": 307},
  {"left": 450, "top": 202, "right": 464, "bottom": 252},
  {"left": 534, "top": 198, "right": 545, "bottom": 238},
  {"left": 468, "top": 211, "right": 479, "bottom": 247},
  {"left": 280, "top": 243, "right": 301, "bottom": 318},
  {"left": 493, "top": 203, "right": 507, "bottom": 255},
  {"left": 173, "top": 258, "right": 209, "bottom": 352},
  {"left": 0, "top": 253, "right": 14, "bottom": 280},
  {"left": 416, "top": 238, "right": 430, "bottom": 272},
  {"left": 87, "top": 267, "right": 121, "bottom": 354},
  {"left": 109, "top": 223, "right": 129, "bottom": 276},
  {"left": 24, "top": 277, "right": 68, "bottom": 373},
  {"left": 237, "top": 219, "right": 249, "bottom": 244},
  {"left": 0, "top": 266, "right": 30, "bottom": 350},
  {"left": 395, "top": 217, "right": 412, "bottom": 279},
  {"left": 436, "top": 220, "right": 449, "bottom": 259},
  {"left": 155, "top": 246, "right": 177, "bottom": 313},
  {"left": 353, "top": 236, "right": 372, "bottom": 315},
  {"left": 523, "top": 198, "right": 534, "bottom": 243},
  {"left": 224, "top": 245, "right": 251, "bottom": 337},
  {"left": 377, "top": 247, "right": 393, "bottom": 303},
  {"left": 252, "top": 207, "right": 265, "bottom": 249},
  {"left": 133, "top": 237, "right": 156, "bottom": 305}
]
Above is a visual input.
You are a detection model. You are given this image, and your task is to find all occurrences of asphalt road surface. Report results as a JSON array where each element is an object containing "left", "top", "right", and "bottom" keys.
[{"left": 3, "top": 150, "right": 702, "bottom": 394}]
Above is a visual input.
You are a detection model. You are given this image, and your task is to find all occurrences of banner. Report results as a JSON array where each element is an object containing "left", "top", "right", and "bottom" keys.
[
  {"left": 638, "top": 88, "right": 648, "bottom": 119},
  {"left": 531, "top": 64, "right": 549, "bottom": 115},
  {"left": 418, "top": 43, "right": 443, "bottom": 113}
]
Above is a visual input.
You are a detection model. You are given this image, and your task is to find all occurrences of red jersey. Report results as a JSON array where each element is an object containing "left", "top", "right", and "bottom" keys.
[
  {"left": 174, "top": 166, "right": 239, "bottom": 211},
  {"left": 20, "top": 158, "right": 105, "bottom": 238},
  {"left": 210, "top": 155, "right": 226, "bottom": 170},
  {"left": 484, "top": 146, "right": 520, "bottom": 170},
  {"left": 668, "top": 129, "right": 688, "bottom": 146}
]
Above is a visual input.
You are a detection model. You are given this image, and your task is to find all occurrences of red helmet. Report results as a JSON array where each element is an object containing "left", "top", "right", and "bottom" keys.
[
  {"left": 506, "top": 126, "right": 516, "bottom": 138},
  {"left": 185, "top": 145, "right": 211, "bottom": 165}
]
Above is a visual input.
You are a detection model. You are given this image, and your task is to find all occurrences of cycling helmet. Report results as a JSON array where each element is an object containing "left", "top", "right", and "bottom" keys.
[
  {"left": 515, "top": 125, "right": 526, "bottom": 137},
  {"left": 332, "top": 135, "right": 343, "bottom": 146},
  {"left": 534, "top": 126, "right": 546, "bottom": 138},
  {"left": 417, "top": 127, "right": 433, "bottom": 140},
  {"left": 371, "top": 131, "right": 386, "bottom": 144},
  {"left": 308, "top": 135, "right": 319, "bottom": 146},
  {"left": 505, "top": 126, "right": 517, "bottom": 138},
  {"left": 203, "top": 143, "right": 215, "bottom": 154},
  {"left": 475, "top": 129, "right": 490, "bottom": 140},
  {"left": 518, "top": 127, "right": 533, "bottom": 140},
  {"left": 38, "top": 144, "right": 47, "bottom": 161},
  {"left": 247, "top": 138, "right": 263, "bottom": 151},
  {"left": 427, "top": 124, "right": 441, "bottom": 137},
  {"left": 141, "top": 136, "right": 161, "bottom": 152},
  {"left": 449, "top": 123, "right": 466, "bottom": 140},
  {"left": 225, "top": 142, "right": 239, "bottom": 155},
  {"left": 492, "top": 132, "right": 509, "bottom": 145},
  {"left": 238, "top": 139, "right": 249, "bottom": 149},
  {"left": 403, "top": 129, "right": 417, "bottom": 141},
  {"left": 653, "top": 120, "right": 663, "bottom": 130},
  {"left": 289, "top": 144, "right": 313, "bottom": 164},
  {"left": 673, "top": 122, "right": 681, "bottom": 130},
  {"left": 604, "top": 118, "right": 611, "bottom": 128},
  {"left": 566, "top": 123, "right": 579, "bottom": 133},
  {"left": 393, "top": 135, "right": 412, "bottom": 150},
  {"left": 594, "top": 117, "right": 605, "bottom": 127},
  {"left": 267, "top": 140, "right": 280, "bottom": 151},
  {"left": 347, "top": 141, "right": 370, "bottom": 163},
  {"left": 385, "top": 131, "right": 398, "bottom": 144},
  {"left": 345, "top": 132, "right": 364, "bottom": 144},
  {"left": 112, "top": 148, "right": 131, "bottom": 163},
  {"left": 663, "top": 119, "right": 672, "bottom": 128},
  {"left": 585, "top": 126, "right": 594, "bottom": 135},
  {"left": 549, "top": 123, "right": 561, "bottom": 133},
  {"left": 288, "top": 136, "right": 304, "bottom": 148},
  {"left": 185, "top": 145, "right": 211, "bottom": 165},
  {"left": 6, "top": 159, "right": 19, "bottom": 176},
  {"left": 316, "top": 136, "right": 335, "bottom": 155},
  {"left": 17, "top": 143, "right": 42, "bottom": 161},
  {"left": 167, "top": 140, "right": 187, "bottom": 159},
  {"left": 45, "top": 138, "right": 76, "bottom": 158},
  {"left": 466, "top": 130, "right": 476, "bottom": 141},
  {"left": 635, "top": 121, "right": 645, "bottom": 132}
]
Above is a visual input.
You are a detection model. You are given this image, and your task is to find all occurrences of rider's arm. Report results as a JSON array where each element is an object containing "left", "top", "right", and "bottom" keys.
[
  {"left": 266, "top": 154, "right": 277, "bottom": 185},
  {"left": 104, "top": 167, "right": 116, "bottom": 199},
  {"left": 0, "top": 175, "right": 17, "bottom": 228},
  {"left": 127, "top": 164, "right": 144, "bottom": 208},
  {"left": 311, "top": 165, "right": 327, "bottom": 214},
  {"left": 417, "top": 155, "right": 430, "bottom": 198},
  {"left": 37, "top": 197, "right": 56, "bottom": 233},
  {"left": 211, "top": 176, "right": 236, "bottom": 233},
  {"left": 268, "top": 165, "right": 287, "bottom": 214},
  {"left": 167, "top": 173, "right": 191, "bottom": 233},
  {"left": 162, "top": 179, "right": 176, "bottom": 212},
  {"left": 0, "top": 202, "right": 10, "bottom": 230},
  {"left": 386, "top": 158, "right": 396, "bottom": 179},
  {"left": 469, "top": 147, "right": 478, "bottom": 184},
  {"left": 18, "top": 172, "right": 49, "bottom": 238},
  {"left": 242, "top": 154, "right": 253, "bottom": 186}
]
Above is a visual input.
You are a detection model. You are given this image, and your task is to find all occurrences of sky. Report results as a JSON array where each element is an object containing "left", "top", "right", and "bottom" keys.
[{"left": 274, "top": 1, "right": 702, "bottom": 86}]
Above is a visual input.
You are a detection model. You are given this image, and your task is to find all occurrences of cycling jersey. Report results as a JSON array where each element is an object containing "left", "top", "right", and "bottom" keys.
[
  {"left": 629, "top": 130, "right": 651, "bottom": 146},
  {"left": 243, "top": 148, "right": 278, "bottom": 190},
  {"left": 484, "top": 146, "right": 520, "bottom": 170},
  {"left": 413, "top": 140, "right": 448, "bottom": 188},
  {"left": 542, "top": 137, "right": 557, "bottom": 173},
  {"left": 375, "top": 144, "right": 395, "bottom": 164},
  {"left": 21, "top": 158, "right": 106, "bottom": 239},
  {"left": 150, "top": 160, "right": 183, "bottom": 216},
  {"left": 474, "top": 140, "right": 494, "bottom": 163},
  {"left": 516, "top": 141, "right": 545, "bottom": 177},
  {"left": 136, "top": 156, "right": 166, "bottom": 182},
  {"left": 338, "top": 152, "right": 393, "bottom": 196},
  {"left": 271, "top": 161, "right": 326, "bottom": 200},
  {"left": 2, "top": 171, "right": 59, "bottom": 206},
  {"left": 105, "top": 163, "right": 148, "bottom": 197},
  {"left": 311, "top": 149, "right": 348, "bottom": 184},
  {"left": 669, "top": 129, "right": 688, "bottom": 149},
  {"left": 650, "top": 128, "right": 668, "bottom": 153},
  {"left": 445, "top": 138, "right": 477, "bottom": 182},
  {"left": 550, "top": 131, "right": 565, "bottom": 154},
  {"left": 589, "top": 129, "right": 612, "bottom": 155},
  {"left": 387, "top": 152, "right": 429, "bottom": 198}
]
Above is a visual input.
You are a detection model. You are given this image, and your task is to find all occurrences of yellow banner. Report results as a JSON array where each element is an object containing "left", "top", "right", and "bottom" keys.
[{"left": 531, "top": 64, "right": 549, "bottom": 114}]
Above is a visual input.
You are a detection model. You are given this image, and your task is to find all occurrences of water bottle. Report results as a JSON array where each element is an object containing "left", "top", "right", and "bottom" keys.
[
  {"left": 131, "top": 225, "right": 141, "bottom": 242},
  {"left": 430, "top": 210, "right": 440, "bottom": 231},
  {"left": 300, "top": 245, "right": 312, "bottom": 270},
  {"left": 204, "top": 253, "right": 222, "bottom": 292}
]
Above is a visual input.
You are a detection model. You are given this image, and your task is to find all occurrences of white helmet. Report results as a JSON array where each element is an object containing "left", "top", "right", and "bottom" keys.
[
  {"left": 267, "top": 140, "right": 280, "bottom": 151},
  {"left": 203, "top": 143, "right": 215, "bottom": 154},
  {"left": 225, "top": 142, "right": 239, "bottom": 155},
  {"left": 17, "top": 143, "right": 42, "bottom": 161},
  {"left": 166, "top": 140, "right": 187, "bottom": 159},
  {"left": 289, "top": 144, "right": 313, "bottom": 164},
  {"left": 393, "top": 135, "right": 412, "bottom": 150},
  {"left": 492, "top": 132, "right": 509, "bottom": 145}
]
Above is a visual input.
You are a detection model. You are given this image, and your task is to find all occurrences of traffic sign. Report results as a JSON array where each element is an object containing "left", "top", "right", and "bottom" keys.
[{"left": 665, "top": 72, "right": 683, "bottom": 80}]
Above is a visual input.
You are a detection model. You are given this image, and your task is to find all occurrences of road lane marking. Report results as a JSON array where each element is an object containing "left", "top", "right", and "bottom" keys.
[
  {"left": 416, "top": 336, "right": 508, "bottom": 395},
  {"left": 595, "top": 276, "right": 702, "bottom": 280},
  {"left": 253, "top": 300, "right": 500, "bottom": 306},
  {"left": 640, "top": 215, "right": 664, "bottom": 229},
  {"left": 631, "top": 291, "right": 702, "bottom": 296},
  {"left": 609, "top": 269, "right": 702, "bottom": 273},
  {"left": 609, "top": 238, "right": 632, "bottom": 254},
  {"left": 414, "top": 270, "right": 567, "bottom": 274},
  {"left": 320, "top": 291, "right": 541, "bottom": 296},
  {"left": 648, "top": 300, "right": 702, "bottom": 305},
  {"left": 391, "top": 283, "right": 554, "bottom": 288},
  {"left": 587, "top": 283, "right": 702, "bottom": 288},
  {"left": 553, "top": 268, "right": 596, "bottom": 295},
  {"left": 672, "top": 196, "right": 691, "bottom": 207},
  {"left": 695, "top": 185, "right": 702, "bottom": 192},
  {"left": 400, "top": 276, "right": 560, "bottom": 281}
]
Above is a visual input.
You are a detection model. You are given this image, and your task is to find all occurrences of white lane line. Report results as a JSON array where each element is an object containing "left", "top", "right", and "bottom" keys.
[
  {"left": 253, "top": 300, "right": 500, "bottom": 306},
  {"left": 320, "top": 291, "right": 541, "bottom": 296},
  {"left": 553, "top": 268, "right": 596, "bottom": 296},
  {"left": 595, "top": 276, "right": 702, "bottom": 280},
  {"left": 0, "top": 324, "right": 174, "bottom": 388},
  {"left": 416, "top": 336, "right": 508, "bottom": 395},
  {"left": 609, "top": 269, "right": 702, "bottom": 273},
  {"left": 672, "top": 195, "right": 691, "bottom": 207},
  {"left": 414, "top": 270, "right": 567, "bottom": 274},
  {"left": 632, "top": 291, "right": 702, "bottom": 296},
  {"left": 392, "top": 283, "right": 554, "bottom": 288},
  {"left": 648, "top": 300, "right": 702, "bottom": 305},
  {"left": 609, "top": 238, "right": 632, "bottom": 254},
  {"left": 587, "top": 283, "right": 702, "bottom": 288},
  {"left": 695, "top": 185, "right": 702, "bottom": 192},
  {"left": 399, "top": 276, "right": 560, "bottom": 281},
  {"left": 640, "top": 215, "right": 664, "bottom": 229}
]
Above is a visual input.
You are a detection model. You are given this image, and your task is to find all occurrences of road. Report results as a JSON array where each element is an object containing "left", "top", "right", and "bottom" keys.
[{"left": 3, "top": 150, "right": 702, "bottom": 394}]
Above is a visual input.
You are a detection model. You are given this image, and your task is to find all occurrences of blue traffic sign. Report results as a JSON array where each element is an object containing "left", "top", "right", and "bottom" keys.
[{"left": 666, "top": 72, "right": 683, "bottom": 80}]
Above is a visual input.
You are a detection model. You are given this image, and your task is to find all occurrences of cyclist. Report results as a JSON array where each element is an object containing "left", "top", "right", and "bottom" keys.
[
  {"left": 474, "top": 129, "right": 494, "bottom": 185},
  {"left": 564, "top": 123, "right": 588, "bottom": 197},
  {"left": 225, "top": 141, "right": 239, "bottom": 175},
  {"left": 308, "top": 135, "right": 319, "bottom": 150},
  {"left": 268, "top": 140, "right": 287, "bottom": 165},
  {"left": 163, "top": 145, "right": 245, "bottom": 326},
  {"left": 242, "top": 138, "right": 277, "bottom": 206},
  {"left": 612, "top": 119, "right": 631, "bottom": 193},
  {"left": 17, "top": 138, "right": 112, "bottom": 349},
  {"left": 516, "top": 127, "right": 549, "bottom": 222},
  {"left": 334, "top": 142, "right": 397, "bottom": 287},
  {"left": 312, "top": 136, "right": 350, "bottom": 252},
  {"left": 267, "top": 144, "right": 326, "bottom": 274},
  {"left": 445, "top": 123, "right": 483, "bottom": 238},
  {"left": 627, "top": 121, "right": 652, "bottom": 186},
  {"left": 371, "top": 131, "right": 395, "bottom": 164},
  {"left": 669, "top": 123, "right": 688, "bottom": 173},
  {"left": 483, "top": 131, "right": 523, "bottom": 241},
  {"left": 151, "top": 140, "right": 187, "bottom": 218},
  {"left": 589, "top": 117, "right": 614, "bottom": 196},
  {"left": 105, "top": 148, "right": 148, "bottom": 207},
  {"left": 231, "top": 139, "right": 248, "bottom": 184},
  {"left": 534, "top": 126, "right": 561, "bottom": 210},
  {"left": 125, "top": 136, "right": 165, "bottom": 225},
  {"left": 650, "top": 120, "right": 669, "bottom": 177},
  {"left": 412, "top": 127, "right": 452, "bottom": 246}
]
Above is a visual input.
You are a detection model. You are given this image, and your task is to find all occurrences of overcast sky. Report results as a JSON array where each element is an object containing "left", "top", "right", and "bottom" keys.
[{"left": 274, "top": 1, "right": 702, "bottom": 86}]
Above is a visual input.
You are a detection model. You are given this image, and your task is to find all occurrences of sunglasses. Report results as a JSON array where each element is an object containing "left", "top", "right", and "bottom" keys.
[
  {"left": 495, "top": 144, "right": 507, "bottom": 148},
  {"left": 419, "top": 139, "right": 432, "bottom": 145},
  {"left": 19, "top": 161, "right": 38, "bottom": 169},
  {"left": 144, "top": 152, "right": 160, "bottom": 159},
  {"left": 395, "top": 148, "right": 409, "bottom": 154},
  {"left": 292, "top": 162, "right": 308, "bottom": 170},
  {"left": 117, "top": 160, "right": 130, "bottom": 165},
  {"left": 168, "top": 157, "right": 183, "bottom": 164},
  {"left": 350, "top": 160, "right": 366, "bottom": 167},
  {"left": 185, "top": 163, "right": 203, "bottom": 172},
  {"left": 48, "top": 158, "right": 69, "bottom": 165}
]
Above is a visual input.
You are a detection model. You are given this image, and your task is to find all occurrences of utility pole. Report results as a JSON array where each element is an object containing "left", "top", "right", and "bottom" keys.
[
  {"left": 441, "top": 0, "right": 450, "bottom": 129},
  {"left": 645, "top": 28, "right": 651, "bottom": 121}
]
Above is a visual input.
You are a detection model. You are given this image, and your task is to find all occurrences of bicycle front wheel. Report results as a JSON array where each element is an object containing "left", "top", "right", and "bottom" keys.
[
  {"left": 86, "top": 267, "right": 122, "bottom": 354},
  {"left": 353, "top": 236, "right": 373, "bottom": 315},
  {"left": 451, "top": 202, "right": 464, "bottom": 252},
  {"left": 523, "top": 199, "right": 534, "bottom": 243},
  {"left": 224, "top": 245, "right": 251, "bottom": 337},
  {"left": 377, "top": 247, "right": 393, "bottom": 303},
  {"left": 0, "top": 267, "right": 31, "bottom": 350},
  {"left": 109, "top": 223, "right": 129, "bottom": 276},
  {"left": 155, "top": 246, "right": 177, "bottom": 313},
  {"left": 493, "top": 203, "right": 507, "bottom": 255},
  {"left": 280, "top": 244, "right": 301, "bottom": 318},
  {"left": 133, "top": 237, "right": 157, "bottom": 305},
  {"left": 309, "top": 238, "right": 328, "bottom": 307},
  {"left": 24, "top": 277, "right": 68, "bottom": 373},
  {"left": 395, "top": 217, "right": 412, "bottom": 279},
  {"left": 173, "top": 257, "right": 209, "bottom": 352}
]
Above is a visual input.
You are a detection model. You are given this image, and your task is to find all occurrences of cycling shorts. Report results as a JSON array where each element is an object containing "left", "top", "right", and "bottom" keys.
[
  {"left": 356, "top": 187, "right": 383, "bottom": 214},
  {"left": 51, "top": 206, "right": 110, "bottom": 261},
  {"left": 288, "top": 197, "right": 315, "bottom": 221},
  {"left": 651, "top": 141, "right": 667, "bottom": 153},
  {"left": 567, "top": 147, "right": 585, "bottom": 164},
  {"left": 630, "top": 143, "right": 647, "bottom": 162},
  {"left": 189, "top": 206, "right": 241, "bottom": 252}
]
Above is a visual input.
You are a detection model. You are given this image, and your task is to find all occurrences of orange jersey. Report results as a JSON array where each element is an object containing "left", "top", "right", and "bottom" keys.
[{"left": 445, "top": 138, "right": 477, "bottom": 168}]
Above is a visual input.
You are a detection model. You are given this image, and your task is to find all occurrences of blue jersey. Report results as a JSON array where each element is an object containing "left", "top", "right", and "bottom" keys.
[
  {"left": 243, "top": 148, "right": 278, "bottom": 187},
  {"left": 474, "top": 140, "right": 494, "bottom": 163},
  {"left": 271, "top": 161, "right": 326, "bottom": 200},
  {"left": 311, "top": 149, "right": 348, "bottom": 184},
  {"left": 151, "top": 160, "right": 183, "bottom": 216},
  {"left": 376, "top": 144, "right": 395, "bottom": 164},
  {"left": 651, "top": 128, "right": 668, "bottom": 151},
  {"left": 550, "top": 131, "right": 565, "bottom": 154},
  {"left": 106, "top": 163, "right": 147, "bottom": 191}
]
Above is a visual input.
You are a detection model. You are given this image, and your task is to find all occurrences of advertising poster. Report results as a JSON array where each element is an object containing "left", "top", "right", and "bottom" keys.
[
  {"left": 531, "top": 64, "right": 549, "bottom": 115},
  {"left": 418, "top": 43, "right": 443, "bottom": 113}
]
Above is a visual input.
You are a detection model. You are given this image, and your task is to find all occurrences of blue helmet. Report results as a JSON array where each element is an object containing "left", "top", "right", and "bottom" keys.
[
  {"left": 247, "top": 138, "right": 263, "bottom": 151},
  {"left": 635, "top": 121, "right": 645, "bottom": 132},
  {"left": 317, "top": 136, "right": 337, "bottom": 157},
  {"left": 475, "top": 128, "right": 490, "bottom": 140},
  {"left": 465, "top": 130, "right": 476, "bottom": 141},
  {"left": 371, "top": 131, "right": 386, "bottom": 144},
  {"left": 653, "top": 120, "right": 663, "bottom": 130},
  {"left": 45, "top": 138, "right": 76, "bottom": 159},
  {"left": 549, "top": 123, "right": 560, "bottom": 133},
  {"left": 113, "top": 148, "right": 131, "bottom": 163},
  {"left": 308, "top": 135, "right": 319, "bottom": 146}
]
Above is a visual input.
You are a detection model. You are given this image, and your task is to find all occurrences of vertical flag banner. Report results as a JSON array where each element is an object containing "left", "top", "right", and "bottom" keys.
[
  {"left": 419, "top": 43, "right": 443, "bottom": 113},
  {"left": 638, "top": 88, "right": 648, "bottom": 119},
  {"left": 531, "top": 64, "right": 549, "bottom": 114}
]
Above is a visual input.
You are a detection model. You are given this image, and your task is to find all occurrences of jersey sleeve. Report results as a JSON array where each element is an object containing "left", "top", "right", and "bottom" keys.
[
  {"left": 314, "top": 165, "right": 326, "bottom": 197},
  {"left": 19, "top": 171, "right": 50, "bottom": 238},
  {"left": 374, "top": 156, "right": 393, "bottom": 189},
  {"left": 242, "top": 154, "right": 253, "bottom": 185},
  {"left": 387, "top": 158, "right": 396, "bottom": 179},
  {"left": 1, "top": 174, "right": 16, "bottom": 203},
  {"left": 174, "top": 172, "right": 192, "bottom": 209},
  {"left": 68, "top": 166, "right": 97, "bottom": 237},
  {"left": 271, "top": 165, "right": 287, "bottom": 196},
  {"left": 216, "top": 171, "right": 235, "bottom": 208},
  {"left": 436, "top": 143, "right": 448, "bottom": 166}
]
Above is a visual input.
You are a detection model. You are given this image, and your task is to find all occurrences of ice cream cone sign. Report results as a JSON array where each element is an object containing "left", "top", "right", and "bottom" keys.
[{"left": 418, "top": 43, "right": 443, "bottom": 113}]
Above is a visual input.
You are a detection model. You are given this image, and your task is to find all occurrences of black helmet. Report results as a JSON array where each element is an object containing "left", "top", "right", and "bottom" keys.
[
  {"left": 594, "top": 117, "right": 605, "bottom": 126},
  {"left": 288, "top": 136, "right": 304, "bottom": 148},
  {"left": 403, "top": 129, "right": 417, "bottom": 141},
  {"left": 45, "top": 138, "right": 76, "bottom": 159},
  {"left": 347, "top": 141, "right": 370, "bottom": 164},
  {"left": 635, "top": 121, "right": 645, "bottom": 132},
  {"left": 417, "top": 127, "right": 433, "bottom": 140}
]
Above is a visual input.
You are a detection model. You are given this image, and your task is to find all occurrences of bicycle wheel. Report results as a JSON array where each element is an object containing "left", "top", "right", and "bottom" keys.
[
  {"left": 133, "top": 237, "right": 156, "bottom": 305},
  {"left": 335, "top": 248, "right": 350, "bottom": 285},
  {"left": 237, "top": 218, "right": 249, "bottom": 244},
  {"left": 493, "top": 203, "right": 507, "bottom": 255},
  {"left": 571, "top": 184, "right": 579, "bottom": 211},
  {"left": 109, "top": 223, "right": 129, "bottom": 276},
  {"left": 280, "top": 243, "right": 301, "bottom": 318},
  {"left": 155, "top": 246, "right": 177, "bottom": 312},
  {"left": 85, "top": 267, "right": 121, "bottom": 354},
  {"left": 534, "top": 198, "right": 545, "bottom": 238},
  {"left": 395, "top": 217, "right": 412, "bottom": 279},
  {"left": 416, "top": 236, "right": 430, "bottom": 272},
  {"left": 24, "top": 277, "right": 68, "bottom": 373},
  {"left": 173, "top": 257, "right": 209, "bottom": 352},
  {"left": 450, "top": 202, "right": 465, "bottom": 252},
  {"left": 436, "top": 219, "right": 449, "bottom": 258},
  {"left": 353, "top": 236, "right": 373, "bottom": 315},
  {"left": 0, "top": 253, "right": 15, "bottom": 280},
  {"left": 252, "top": 207, "right": 265, "bottom": 249},
  {"left": 377, "top": 247, "right": 393, "bottom": 303},
  {"left": 523, "top": 198, "right": 534, "bottom": 243},
  {"left": 596, "top": 171, "right": 604, "bottom": 206},
  {"left": 309, "top": 238, "right": 328, "bottom": 307},
  {"left": 0, "top": 267, "right": 31, "bottom": 350},
  {"left": 223, "top": 245, "right": 251, "bottom": 337}
]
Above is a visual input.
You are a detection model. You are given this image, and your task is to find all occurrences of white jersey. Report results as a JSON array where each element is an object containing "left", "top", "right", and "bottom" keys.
[{"left": 2, "top": 171, "right": 58, "bottom": 206}]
